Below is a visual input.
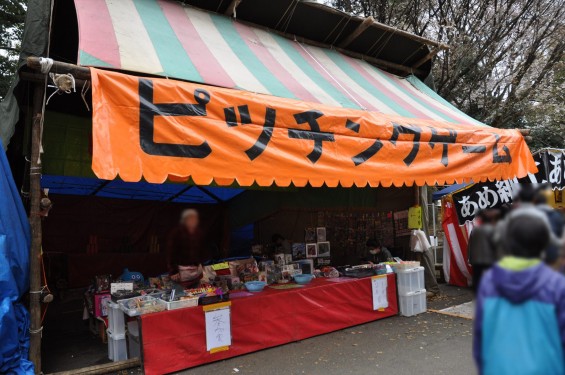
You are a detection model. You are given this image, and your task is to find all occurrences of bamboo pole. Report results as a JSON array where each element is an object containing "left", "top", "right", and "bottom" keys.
[
  {"left": 306, "top": 2, "right": 449, "bottom": 50},
  {"left": 29, "top": 83, "right": 45, "bottom": 374},
  {"left": 338, "top": 16, "right": 374, "bottom": 48},
  {"left": 224, "top": 0, "right": 241, "bottom": 16},
  {"left": 518, "top": 129, "right": 531, "bottom": 136},
  {"left": 20, "top": 71, "right": 87, "bottom": 87},
  {"left": 46, "top": 358, "right": 141, "bottom": 375},
  {"left": 412, "top": 47, "right": 442, "bottom": 69},
  {"left": 27, "top": 57, "right": 91, "bottom": 80}
]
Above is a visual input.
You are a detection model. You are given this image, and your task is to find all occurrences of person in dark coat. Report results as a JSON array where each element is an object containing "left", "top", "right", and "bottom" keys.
[
  {"left": 363, "top": 238, "right": 393, "bottom": 264},
  {"left": 468, "top": 209, "right": 500, "bottom": 293},
  {"left": 166, "top": 209, "right": 207, "bottom": 288},
  {"left": 534, "top": 188, "right": 564, "bottom": 265}
]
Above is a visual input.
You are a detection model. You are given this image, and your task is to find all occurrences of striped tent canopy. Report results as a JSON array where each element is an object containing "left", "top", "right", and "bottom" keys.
[{"left": 74, "top": 0, "right": 485, "bottom": 127}]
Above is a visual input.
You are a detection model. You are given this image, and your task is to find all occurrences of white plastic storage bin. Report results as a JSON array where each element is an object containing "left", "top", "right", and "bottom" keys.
[
  {"left": 396, "top": 267, "right": 425, "bottom": 295},
  {"left": 127, "top": 321, "right": 140, "bottom": 358},
  {"left": 107, "top": 330, "right": 128, "bottom": 361},
  {"left": 106, "top": 301, "right": 126, "bottom": 336},
  {"left": 159, "top": 296, "right": 199, "bottom": 310},
  {"left": 399, "top": 289, "right": 427, "bottom": 317}
]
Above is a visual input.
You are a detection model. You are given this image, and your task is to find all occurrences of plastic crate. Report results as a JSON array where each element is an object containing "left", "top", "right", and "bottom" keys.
[
  {"left": 395, "top": 261, "right": 421, "bottom": 270},
  {"left": 399, "top": 289, "right": 427, "bottom": 317},
  {"left": 118, "top": 295, "right": 166, "bottom": 317},
  {"left": 396, "top": 267, "right": 425, "bottom": 295},
  {"left": 107, "top": 330, "right": 128, "bottom": 361},
  {"left": 106, "top": 301, "right": 126, "bottom": 336},
  {"left": 159, "top": 296, "right": 199, "bottom": 310}
]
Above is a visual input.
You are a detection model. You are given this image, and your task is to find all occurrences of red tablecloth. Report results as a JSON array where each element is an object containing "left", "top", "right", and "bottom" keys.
[{"left": 140, "top": 274, "right": 398, "bottom": 375}]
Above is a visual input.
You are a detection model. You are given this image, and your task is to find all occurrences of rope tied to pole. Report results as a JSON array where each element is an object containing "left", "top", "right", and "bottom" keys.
[
  {"left": 38, "top": 57, "right": 53, "bottom": 74},
  {"left": 46, "top": 73, "right": 76, "bottom": 105},
  {"left": 29, "top": 326, "right": 43, "bottom": 335}
]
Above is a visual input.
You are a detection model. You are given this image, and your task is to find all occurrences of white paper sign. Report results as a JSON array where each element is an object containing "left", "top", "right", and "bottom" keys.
[
  {"left": 110, "top": 282, "right": 134, "bottom": 294},
  {"left": 371, "top": 276, "right": 388, "bottom": 310},
  {"left": 205, "top": 307, "right": 231, "bottom": 352}
]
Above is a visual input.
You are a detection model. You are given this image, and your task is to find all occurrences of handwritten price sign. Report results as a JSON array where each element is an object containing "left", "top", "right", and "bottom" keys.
[{"left": 204, "top": 302, "right": 232, "bottom": 353}]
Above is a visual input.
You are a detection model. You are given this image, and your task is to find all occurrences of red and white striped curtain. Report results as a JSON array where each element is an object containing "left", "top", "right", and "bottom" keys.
[{"left": 442, "top": 198, "right": 473, "bottom": 287}]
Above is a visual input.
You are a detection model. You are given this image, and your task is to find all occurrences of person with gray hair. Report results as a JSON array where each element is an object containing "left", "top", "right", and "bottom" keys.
[{"left": 166, "top": 208, "right": 206, "bottom": 288}]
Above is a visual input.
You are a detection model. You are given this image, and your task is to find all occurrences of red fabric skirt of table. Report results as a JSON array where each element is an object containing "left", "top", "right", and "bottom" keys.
[{"left": 140, "top": 274, "right": 398, "bottom": 375}]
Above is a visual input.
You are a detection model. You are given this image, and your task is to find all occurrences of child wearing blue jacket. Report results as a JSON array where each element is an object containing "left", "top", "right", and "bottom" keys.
[{"left": 474, "top": 209, "right": 565, "bottom": 375}]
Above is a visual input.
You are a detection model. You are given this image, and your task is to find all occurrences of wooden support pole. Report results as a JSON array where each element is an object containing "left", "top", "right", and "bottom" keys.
[
  {"left": 27, "top": 39, "right": 423, "bottom": 77},
  {"left": 20, "top": 71, "right": 87, "bottom": 87},
  {"left": 224, "top": 0, "right": 242, "bottom": 16},
  {"left": 412, "top": 47, "right": 442, "bottom": 69},
  {"left": 306, "top": 2, "right": 448, "bottom": 49},
  {"left": 370, "top": 22, "right": 449, "bottom": 50},
  {"left": 46, "top": 358, "right": 141, "bottom": 375},
  {"left": 338, "top": 16, "right": 374, "bottom": 48},
  {"left": 29, "top": 83, "right": 45, "bottom": 374},
  {"left": 518, "top": 129, "right": 531, "bottom": 136},
  {"left": 27, "top": 57, "right": 91, "bottom": 80}
]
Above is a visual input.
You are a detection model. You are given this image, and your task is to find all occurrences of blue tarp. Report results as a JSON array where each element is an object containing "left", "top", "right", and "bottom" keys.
[
  {"left": 432, "top": 183, "right": 470, "bottom": 201},
  {"left": 0, "top": 148, "right": 33, "bottom": 374},
  {"left": 41, "top": 175, "right": 244, "bottom": 203}
]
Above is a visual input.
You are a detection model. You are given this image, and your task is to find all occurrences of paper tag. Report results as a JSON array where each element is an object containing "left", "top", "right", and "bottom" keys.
[
  {"left": 371, "top": 276, "right": 389, "bottom": 311},
  {"left": 205, "top": 304, "right": 232, "bottom": 352}
]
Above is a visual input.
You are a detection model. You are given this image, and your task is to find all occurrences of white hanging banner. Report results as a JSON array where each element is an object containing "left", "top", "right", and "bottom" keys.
[
  {"left": 371, "top": 275, "right": 389, "bottom": 310},
  {"left": 204, "top": 302, "right": 232, "bottom": 353}
]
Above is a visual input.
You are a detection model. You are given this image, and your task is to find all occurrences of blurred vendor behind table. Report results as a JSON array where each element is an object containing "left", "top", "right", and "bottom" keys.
[
  {"left": 166, "top": 209, "right": 206, "bottom": 288},
  {"left": 362, "top": 238, "right": 393, "bottom": 264},
  {"left": 270, "top": 233, "right": 291, "bottom": 255}
]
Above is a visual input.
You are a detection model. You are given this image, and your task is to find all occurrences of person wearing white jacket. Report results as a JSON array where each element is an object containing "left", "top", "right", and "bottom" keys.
[{"left": 410, "top": 229, "right": 441, "bottom": 297}]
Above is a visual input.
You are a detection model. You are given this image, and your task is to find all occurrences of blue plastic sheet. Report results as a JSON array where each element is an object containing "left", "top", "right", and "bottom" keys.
[
  {"left": 0, "top": 148, "right": 34, "bottom": 374},
  {"left": 41, "top": 174, "right": 244, "bottom": 203},
  {"left": 432, "top": 183, "right": 470, "bottom": 201}
]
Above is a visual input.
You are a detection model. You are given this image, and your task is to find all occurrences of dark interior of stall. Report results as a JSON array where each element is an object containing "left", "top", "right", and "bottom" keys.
[{"left": 38, "top": 179, "right": 416, "bottom": 372}]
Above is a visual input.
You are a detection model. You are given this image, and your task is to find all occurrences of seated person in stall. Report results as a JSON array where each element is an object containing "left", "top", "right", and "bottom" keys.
[
  {"left": 269, "top": 233, "right": 291, "bottom": 256},
  {"left": 166, "top": 209, "right": 207, "bottom": 288},
  {"left": 362, "top": 239, "right": 393, "bottom": 264}
]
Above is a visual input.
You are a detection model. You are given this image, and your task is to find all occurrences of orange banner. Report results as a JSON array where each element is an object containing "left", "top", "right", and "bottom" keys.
[{"left": 90, "top": 68, "right": 536, "bottom": 187}]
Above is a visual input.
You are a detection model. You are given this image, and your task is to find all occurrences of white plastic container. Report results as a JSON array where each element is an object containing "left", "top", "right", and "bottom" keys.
[
  {"left": 107, "top": 330, "right": 128, "bottom": 361},
  {"left": 399, "top": 289, "right": 427, "bottom": 317},
  {"left": 159, "top": 296, "right": 199, "bottom": 310},
  {"left": 127, "top": 321, "right": 141, "bottom": 359},
  {"left": 396, "top": 267, "right": 425, "bottom": 295},
  {"left": 106, "top": 301, "right": 126, "bottom": 336},
  {"left": 118, "top": 295, "right": 166, "bottom": 317}
]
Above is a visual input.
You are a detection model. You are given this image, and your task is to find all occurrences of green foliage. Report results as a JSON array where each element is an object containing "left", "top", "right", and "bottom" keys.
[{"left": 0, "top": 0, "right": 26, "bottom": 100}]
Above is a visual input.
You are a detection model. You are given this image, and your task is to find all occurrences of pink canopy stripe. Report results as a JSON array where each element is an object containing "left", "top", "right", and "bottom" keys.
[
  {"left": 343, "top": 55, "right": 435, "bottom": 120},
  {"left": 75, "top": 0, "right": 121, "bottom": 67},
  {"left": 158, "top": 0, "right": 236, "bottom": 88},
  {"left": 391, "top": 72, "right": 477, "bottom": 125},
  {"left": 233, "top": 22, "right": 319, "bottom": 103},
  {"left": 291, "top": 42, "right": 380, "bottom": 111}
]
